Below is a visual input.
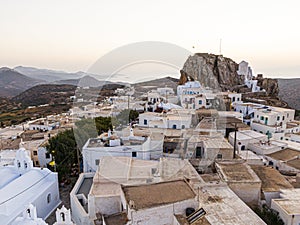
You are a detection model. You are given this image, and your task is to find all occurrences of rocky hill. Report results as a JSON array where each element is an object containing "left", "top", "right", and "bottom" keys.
[
  {"left": 0, "top": 67, "right": 44, "bottom": 97},
  {"left": 278, "top": 78, "right": 300, "bottom": 110},
  {"left": 12, "top": 84, "right": 76, "bottom": 107},
  {"left": 179, "top": 53, "right": 245, "bottom": 91},
  {"left": 53, "top": 75, "right": 108, "bottom": 87},
  {"left": 179, "top": 53, "right": 287, "bottom": 107}
]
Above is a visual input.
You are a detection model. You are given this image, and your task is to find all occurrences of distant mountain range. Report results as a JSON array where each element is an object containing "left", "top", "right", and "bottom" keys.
[
  {"left": 0, "top": 66, "right": 120, "bottom": 97},
  {"left": 14, "top": 66, "right": 85, "bottom": 82},
  {"left": 0, "top": 67, "right": 44, "bottom": 97},
  {"left": 0, "top": 66, "right": 299, "bottom": 111}
]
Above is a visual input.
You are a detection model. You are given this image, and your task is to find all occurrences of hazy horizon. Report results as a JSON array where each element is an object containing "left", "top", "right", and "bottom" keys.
[{"left": 1, "top": 0, "right": 300, "bottom": 78}]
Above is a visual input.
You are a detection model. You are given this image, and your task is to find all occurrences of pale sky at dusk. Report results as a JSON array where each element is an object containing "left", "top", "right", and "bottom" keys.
[{"left": 1, "top": 0, "right": 300, "bottom": 78}]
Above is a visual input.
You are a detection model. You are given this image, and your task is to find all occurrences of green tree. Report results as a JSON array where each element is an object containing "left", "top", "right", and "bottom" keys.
[
  {"left": 116, "top": 109, "right": 139, "bottom": 126},
  {"left": 254, "top": 205, "right": 284, "bottom": 225},
  {"left": 46, "top": 129, "right": 78, "bottom": 180}
]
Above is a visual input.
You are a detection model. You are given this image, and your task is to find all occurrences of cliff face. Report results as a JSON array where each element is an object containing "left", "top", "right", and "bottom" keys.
[
  {"left": 256, "top": 77, "right": 279, "bottom": 96},
  {"left": 179, "top": 53, "right": 245, "bottom": 91},
  {"left": 179, "top": 53, "right": 289, "bottom": 108}
]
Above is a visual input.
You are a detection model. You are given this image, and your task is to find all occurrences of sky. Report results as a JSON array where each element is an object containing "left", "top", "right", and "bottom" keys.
[{"left": 1, "top": 0, "right": 300, "bottom": 78}]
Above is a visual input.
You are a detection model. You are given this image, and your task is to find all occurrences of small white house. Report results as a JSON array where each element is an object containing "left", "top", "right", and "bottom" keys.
[
  {"left": 271, "top": 189, "right": 300, "bottom": 225},
  {"left": 228, "top": 130, "right": 267, "bottom": 152}
]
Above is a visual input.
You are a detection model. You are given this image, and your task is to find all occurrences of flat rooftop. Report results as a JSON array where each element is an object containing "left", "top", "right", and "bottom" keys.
[
  {"left": 272, "top": 199, "right": 300, "bottom": 215},
  {"left": 266, "top": 148, "right": 300, "bottom": 161},
  {"left": 122, "top": 180, "right": 196, "bottom": 210},
  {"left": 286, "top": 158, "right": 300, "bottom": 170},
  {"left": 230, "top": 130, "right": 266, "bottom": 141},
  {"left": 200, "top": 185, "right": 266, "bottom": 225},
  {"left": 250, "top": 166, "right": 293, "bottom": 192},
  {"left": 216, "top": 160, "right": 260, "bottom": 182},
  {"left": 203, "top": 138, "right": 233, "bottom": 150}
]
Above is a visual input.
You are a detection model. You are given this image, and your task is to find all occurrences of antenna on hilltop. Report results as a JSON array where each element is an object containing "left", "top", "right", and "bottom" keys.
[{"left": 219, "top": 38, "right": 222, "bottom": 55}]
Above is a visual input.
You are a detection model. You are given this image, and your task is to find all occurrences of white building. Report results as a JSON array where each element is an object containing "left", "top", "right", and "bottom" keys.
[
  {"left": 216, "top": 160, "right": 262, "bottom": 208},
  {"left": 82, "top": 130, "right": 163, "bottom": 172},
  {"left": 71, "top": 157, "right": 203, "bottom": 225},
  {"left": 138, "top": 109, "right": 193, "bottom": 130},
  {"left": 228, "top": 130, "right": 267, "bottom": 152},
  {"left": 29, "top": 119, "right": 59, "bottom": 132},
  {"left": 251, "top": 165, "right": 294, "bottom": 207},
  {"left": 251, "top": 106, "right": 296, "bottom": 140},
  {"left": 177, "top": 81, "right": 202, "bottom": 100},
  {"left": 271, "top": 189, "right": 300, "bottom": 225},
  {"left": 237, "top": 60, "right": 261, "bottom": 92},
  {"left": 0, "top": 148, "right": 60, "bottom": 225}
]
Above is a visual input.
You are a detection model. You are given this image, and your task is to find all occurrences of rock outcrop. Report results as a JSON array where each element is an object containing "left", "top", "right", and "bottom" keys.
[
  {"left": 256, "top": 77, "right": 279, "bottom": 96},
  {"left": 179, "top": 53, "right": 245, "bottom": 91},
  {"left": 179, "top": 53, "right": 289, "bottom": 108}
]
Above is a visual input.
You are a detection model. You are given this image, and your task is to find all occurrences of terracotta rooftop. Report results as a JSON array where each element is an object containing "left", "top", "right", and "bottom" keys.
[
  {"left": 122, "top": 180, "right": 196, "bottom": 210},
  {"left": 250, "top": 165, "right": 293, "bottom": 192}
]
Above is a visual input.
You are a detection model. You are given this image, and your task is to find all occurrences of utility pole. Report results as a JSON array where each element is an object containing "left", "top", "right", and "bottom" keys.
[
  {"left": 127, "top": 94, "right": 130, "bottom": 110},
  {"left": 219, "top": 38, "right": 222, "bottom": 55},
  {"left": 233, "top": 122, "right": 237, "bottom": 159}
]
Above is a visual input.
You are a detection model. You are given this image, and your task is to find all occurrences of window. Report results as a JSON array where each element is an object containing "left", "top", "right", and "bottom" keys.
[
  {"left": 24, "top": 162, "right": 27, "bottom": 169},
  {"left": 47, "top": 193, "right": 51, "bottom": 204},
  {"left": 181, "top": 125, "right": 185, "bottom": 129},
  {"left": 198, "top": 100, "right": 202, "bottom": 105},
  {"left": 232, "top": 97, "right": 235, "bottom": 102},
  {"left": 45, "top": 153, "right": 50, "bottom": 159},
  {"left": 217, "top": 154, "right": 222, "bottom": 159},
  {"left": 172, "top": 124, "right": 177, "bottom": 129},
  {"left": 17, "top": 161, "right": 21, "bottom": 168},
  {"left": 241, "top": 145, "right": 246, "bottom": 150},
  {"left": 35, "top": 161, "right": 39, "bottom": 166},
  {"left": 260, "top": 116, "right": 264, "bottom": 120},
  {"left": 277, "top": 116, "right": 280, "bottom": 121},
  {"left": 132, "top": 152, "right": 137, "bottom": 157},
  {"left": 282, "top": 116, "right": 285, "bottom": 121},
  {"left": 95, "top": 159, "right": 100, "bottom": 166},
  {"left": 33, "top": 151, "right": 37, "bottom": 156},
  {"left": 144, "top": 119, "right": 147, "bottom": 125},
  {"left": 237, "top": 98, "right": 240, "bottom": 101}
]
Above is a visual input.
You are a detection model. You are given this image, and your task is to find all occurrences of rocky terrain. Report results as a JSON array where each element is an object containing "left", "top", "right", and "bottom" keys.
[
  {"left": 278, "top": 78, "right": 300, "bottom": 110},
  {"left": 179, "top": 53, "right": 288, "bottom": 108},
  {"left": 179, "top": 53, "right": 245, "bottom": 91},
  {"left": 12, "top": 84, "right": 77, "bottom": 107}
]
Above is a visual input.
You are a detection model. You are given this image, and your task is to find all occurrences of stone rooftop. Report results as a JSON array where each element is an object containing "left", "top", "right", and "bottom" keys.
[
  {"left": 251, "top": 165, "right": 293, "bottom": 192},
  {"left": 216, "top": 160, "right": 261, "bottom": 182},
  {"left": 122, "top": 180, "right": 196, "bottom": 210},
  {"left": 266, "top": 148, "right": 300, "bottom": 161}
]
